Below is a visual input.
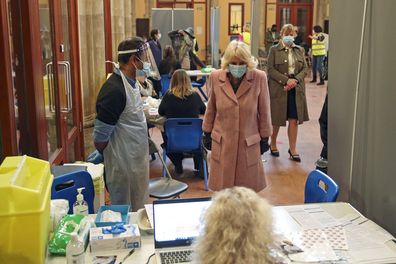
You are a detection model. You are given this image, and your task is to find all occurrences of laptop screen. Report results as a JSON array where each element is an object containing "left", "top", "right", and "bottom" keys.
[{"left": 153, "top": 197, "right": 212, "bottom": 248}]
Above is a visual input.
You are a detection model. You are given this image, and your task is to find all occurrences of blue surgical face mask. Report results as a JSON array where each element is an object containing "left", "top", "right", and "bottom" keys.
[
  {"left": 136, "top": 69, "right": 146, "bottom": 82},
  {"left": 282, "top": 35, "right": 295, "bottom": 46},
  {"left": 136, "top": 56, "right": 151, "bottom": 76},
  {"left": 228, "top": 64, "right": 247, "bottom": 79}
]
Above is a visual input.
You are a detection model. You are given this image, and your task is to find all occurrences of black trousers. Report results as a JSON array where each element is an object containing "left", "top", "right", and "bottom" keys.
[
  {"left": 319, "top": 94, "right": 328, "bottom": 159},
  {"left": 161, "top": 132, "right": 203, "bottom": 170}
]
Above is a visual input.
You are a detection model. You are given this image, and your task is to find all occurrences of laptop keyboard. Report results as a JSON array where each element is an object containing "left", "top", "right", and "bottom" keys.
[{"left": 160, "top": 250, "right": 193, "bottom": 263}]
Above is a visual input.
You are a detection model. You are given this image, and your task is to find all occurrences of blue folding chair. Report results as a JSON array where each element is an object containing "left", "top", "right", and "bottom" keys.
[
  {"left": 304, "top": 169, "right": 339, "bottom": 203},
  {"left": 192, "top": 77, "right": 208, "bottom": 101},
  {"left": 51, "top": 170, "right": 95, "bottom": 214},
  {"left": 163, "top": 118, "right": 209, "bottom": 191},
  {"left": 160, "top": 74, "right": 171, "bottom": 96}
]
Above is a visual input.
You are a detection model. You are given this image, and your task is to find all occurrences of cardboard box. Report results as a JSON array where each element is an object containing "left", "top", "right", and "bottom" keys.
[{"left": 90, "top": 224, "right": 141, "bottom": 252}]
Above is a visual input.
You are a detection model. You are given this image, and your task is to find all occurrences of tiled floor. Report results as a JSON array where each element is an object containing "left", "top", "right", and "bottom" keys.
[{"left": 84, "top": 77, "right": 327, "bottom": 206}]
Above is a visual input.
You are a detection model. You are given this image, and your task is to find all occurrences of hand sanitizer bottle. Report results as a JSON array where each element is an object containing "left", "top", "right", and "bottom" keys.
[
  {"left": 73, "top": 187, "right": 88, "bottom": 216},
  {"left": 66, "top": 232, "right": 85, "bottom": 264}
]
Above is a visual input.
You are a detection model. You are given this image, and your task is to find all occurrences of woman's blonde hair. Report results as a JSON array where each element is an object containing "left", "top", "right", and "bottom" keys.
[
  {"left": 221, "top": 40, "right": 257, "bottom": 70},
  {"left": 169, "top": 69, "right": 194, "bottom": 98},
  {"left": 193, "top": 187, "right": 273, "bottom": 264},
  {"left": 280, "top": 23, "right": 295, "bottom": 36}
]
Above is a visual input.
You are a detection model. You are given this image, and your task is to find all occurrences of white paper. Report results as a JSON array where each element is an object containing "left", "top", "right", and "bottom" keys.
[
  {"left": 288, "top": 229, "right": 330, "bottom": 250},
  {"left": 322, "top": 225, "right": 348, "bottom": 250},
  {"left": 279, "top": 204, "right": 396, "bottom": 264},
  {"left": 288, "top": 243, "right": 339, "bottom": 262},
  {"left": 340, "top": 214, "right": 395, "bottom": 244},
  {"left": 144, "top": 204, "right": 154, "bottom": 228},
  {"left": 286, "top": 205, "right": 340, "bottom": 229}
]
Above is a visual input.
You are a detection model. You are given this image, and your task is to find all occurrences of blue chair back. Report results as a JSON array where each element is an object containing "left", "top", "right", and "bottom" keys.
[
  {"left": 165, "top": 118, "right": 203, "bottom": 153},
  {"left": 160, "top": 74, "right": 171, "bottom": 96},
  {"left": 51, "top": 170, "right": 95, "bottom": 214},
  {"left": 192, "top": 77, "right": 208, "bottom": 101},
  {"left": 304, "top": 169, "right": 339, "bottom": 203}
]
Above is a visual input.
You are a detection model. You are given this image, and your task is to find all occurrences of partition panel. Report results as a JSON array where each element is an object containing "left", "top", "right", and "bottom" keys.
[{"left": 330, "top": 0, "right": 396, "bottom": 236}]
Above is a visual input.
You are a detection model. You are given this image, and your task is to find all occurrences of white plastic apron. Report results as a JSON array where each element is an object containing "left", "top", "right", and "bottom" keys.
[{"left": 103, "top": 66, "right": 149, "bottom": 211}]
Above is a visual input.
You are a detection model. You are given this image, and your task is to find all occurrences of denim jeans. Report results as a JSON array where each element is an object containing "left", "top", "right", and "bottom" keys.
[{"left": 312, "top": 55, "right": 325, "bottom": 80}]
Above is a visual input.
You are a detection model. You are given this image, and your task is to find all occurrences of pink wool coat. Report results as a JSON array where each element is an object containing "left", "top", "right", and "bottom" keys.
[{"left": 203, "top": 69, "right": 272, "bottom": 192}]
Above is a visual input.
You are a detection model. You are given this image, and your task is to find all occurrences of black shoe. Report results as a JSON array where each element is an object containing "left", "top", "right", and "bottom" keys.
[
  {"left": 317, "top": 81, "right": 325, "bottom": 85},
  {"left": 175, "top": 164, "right": 184, "bottom": 174},
  {"left": 309, "top": 79, "right": 317, "bottom": 83},
  {"left": 270, "top": 147, "right": 280, "bottom": 157},
  {"left": 193, "top": 169, "right": 204, "bottom": 179},
  {"left": 288, "top": 149, "right": 301, "bottom": 162},
  {"left": 315, "top": 157, "right": 328, "bottom": 168}
]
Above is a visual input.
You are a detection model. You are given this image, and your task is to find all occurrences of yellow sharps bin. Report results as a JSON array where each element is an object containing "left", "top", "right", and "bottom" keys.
[{"left": 0, "top": 156, "right": 53, "bottom": 264}]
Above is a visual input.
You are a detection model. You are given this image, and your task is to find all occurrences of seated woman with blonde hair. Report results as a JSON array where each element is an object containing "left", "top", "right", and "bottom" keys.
[
  {"left": 193, "top": 186, "right": 273, "bottom": 264},
  {"left": 158, "top": 69, "right": 206, "bottom": 174}
]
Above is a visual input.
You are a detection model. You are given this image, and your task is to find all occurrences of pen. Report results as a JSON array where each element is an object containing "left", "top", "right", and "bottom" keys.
[{"left": 119, "top": 248, "right": 135, "bottom": 264}]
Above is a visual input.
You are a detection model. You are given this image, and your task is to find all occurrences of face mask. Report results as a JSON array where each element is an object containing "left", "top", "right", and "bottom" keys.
[
  {"left": 271, "top": 28, "right": 277, "bottom": 32},
  {"left": 228, "top": 64, "right": 247, "bottom": 79},
  {"left": 136, "top": 69, "right": 146, "bottom": 82},
  {"left": 157, "top": 33, "right": 162, "bottom": 40},
  {"left": 282, "top": 36, "right": 295, "bottom": 46},
  {"left": 135, "top": 56, "right": 151, "bottom": 76},
  {"left": 142, "top": 62, "right": 151, "bottom": 76}
]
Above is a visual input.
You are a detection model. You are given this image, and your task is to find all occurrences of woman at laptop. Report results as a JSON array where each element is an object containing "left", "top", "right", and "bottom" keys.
[
  {"left": 193, "top": 187, "right": 273, "bottom": 263},
  {"left": 202, "top": 40, "right": 272, "bottom": 192}
]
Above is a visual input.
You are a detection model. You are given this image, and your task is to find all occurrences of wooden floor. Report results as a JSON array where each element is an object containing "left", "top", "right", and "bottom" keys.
[{"left": 147, "top": 78, "right": 327, "bottom": 205}]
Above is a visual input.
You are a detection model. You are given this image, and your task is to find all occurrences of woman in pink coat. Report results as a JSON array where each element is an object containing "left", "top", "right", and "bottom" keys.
[{"left": 203, "top": 40, "right": 272, "bottom": 192}]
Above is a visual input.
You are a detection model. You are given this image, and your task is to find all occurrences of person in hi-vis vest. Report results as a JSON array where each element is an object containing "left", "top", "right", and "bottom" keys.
[
  {"left": 309, "top": 25, "right": 326, "bottom": 85},
  {"left": 241, "top": 23, "right": 251, "bottom": 47}
]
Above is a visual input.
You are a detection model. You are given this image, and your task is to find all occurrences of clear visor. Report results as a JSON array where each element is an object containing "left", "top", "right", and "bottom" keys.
[{"left": 117, "top": 42, "right": 160, "bottom": 80}]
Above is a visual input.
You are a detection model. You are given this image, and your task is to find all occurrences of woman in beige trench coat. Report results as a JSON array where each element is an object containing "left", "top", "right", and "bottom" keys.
[
  {"left": 267, "top": 24, "right": 309, "bottom": 162},
  {"left": 203, "top": 41, "right": 272, "bottom": 192}
]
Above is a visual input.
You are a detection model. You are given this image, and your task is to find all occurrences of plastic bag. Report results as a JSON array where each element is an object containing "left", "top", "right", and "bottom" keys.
[
  {"left": 100, "top": 210, "right": 122, "bottom": 223},
  {"left": 50, "top": 199, "right": 69, "bottom": 232},
  {"left": 48, "top": 214, "right": 91, "bottom": 255}
]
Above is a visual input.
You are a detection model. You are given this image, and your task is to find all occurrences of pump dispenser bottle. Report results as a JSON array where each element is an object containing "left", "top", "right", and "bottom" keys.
[{"left": 73, "top": 187, "right": 88, "bottom": 216}]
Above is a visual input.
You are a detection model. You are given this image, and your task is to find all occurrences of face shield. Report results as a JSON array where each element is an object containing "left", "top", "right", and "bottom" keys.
[{"left": 117, "top": 42, "right": 160, "bottom": 80}]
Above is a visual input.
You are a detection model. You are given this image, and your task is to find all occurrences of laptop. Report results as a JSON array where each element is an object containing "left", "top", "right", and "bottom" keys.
[{"left": 153, "top": 197, "right": 212, "bottom": 264}]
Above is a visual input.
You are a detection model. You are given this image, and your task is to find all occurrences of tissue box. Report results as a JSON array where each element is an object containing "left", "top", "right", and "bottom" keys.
[{"left": 90, "top": 224, "right": 141, "bottom": 252}]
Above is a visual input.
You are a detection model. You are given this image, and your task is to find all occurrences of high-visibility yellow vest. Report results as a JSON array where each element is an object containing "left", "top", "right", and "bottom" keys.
[
  {"left": 242, "top": 31, "right": 251, "bottom": 46},
  {"left": 312, "top": 34, "right": 326, "bottom": 56}
]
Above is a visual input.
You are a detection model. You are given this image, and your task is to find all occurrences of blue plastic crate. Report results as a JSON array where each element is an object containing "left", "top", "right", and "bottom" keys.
[{"left": 95, "top": 205, "right": 130, "bottom": 227}]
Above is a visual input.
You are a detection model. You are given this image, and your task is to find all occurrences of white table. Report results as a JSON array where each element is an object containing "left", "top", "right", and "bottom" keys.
[
  {"left": 46, "top": 212, "right": 157, "bottom": 264},
  {"left": 185, "top": 70, "right": 213, "bottom": 101},
  {"left": 46, "top": 203, "right": 396, "bottom": 263},
  {"left": 185, "top": 70, "right": 212, "bottom": 77},
  {"left": 273, "top": 202, "right": 396, "bottom": 264}
]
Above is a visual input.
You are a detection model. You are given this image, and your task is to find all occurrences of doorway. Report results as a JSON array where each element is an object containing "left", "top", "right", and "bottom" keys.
[
  {"left": 276, "top": 0, "right": 313, "bottom": 46},
  {"left": 38, "top": 0, "right": 84, "bottom": 163},
  {"left": 4, "top": 0, "right": 83, "bottom": 163}
]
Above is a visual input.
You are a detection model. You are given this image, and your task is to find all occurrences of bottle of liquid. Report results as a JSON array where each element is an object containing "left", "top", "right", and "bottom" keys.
[
  {"left": 73, "top": 187, "right": 88, "bottom": 216},
  {"left": 66, "top": 232, "right": 85, "bottom": 264}
]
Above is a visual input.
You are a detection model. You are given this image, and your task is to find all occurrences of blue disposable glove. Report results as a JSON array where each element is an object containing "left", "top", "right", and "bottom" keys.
[
  {"left": 87, "top": 150, "right": 104, "bottom": 164},
  {"left": 102, "top": 224, "right": 127, "bottom": 234}
]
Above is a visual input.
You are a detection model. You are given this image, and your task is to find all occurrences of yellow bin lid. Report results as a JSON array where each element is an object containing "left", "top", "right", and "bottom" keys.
[{"left": 0, "top": 155, "right": 52, "bottom": 216}]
